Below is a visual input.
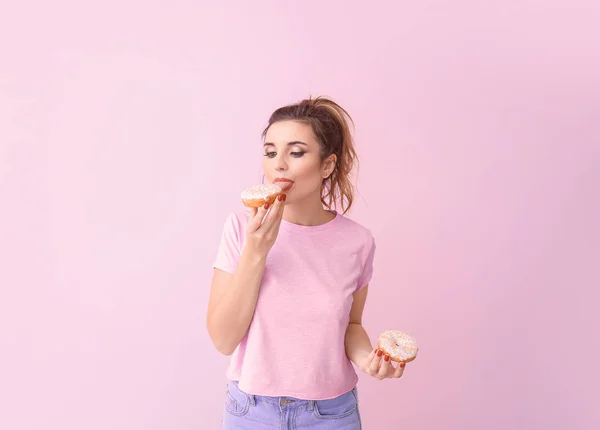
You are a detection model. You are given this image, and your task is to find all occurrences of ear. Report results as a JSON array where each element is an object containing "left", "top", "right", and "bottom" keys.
[{"left": 322, "top": 154, "right": 337, "bottom": 179}]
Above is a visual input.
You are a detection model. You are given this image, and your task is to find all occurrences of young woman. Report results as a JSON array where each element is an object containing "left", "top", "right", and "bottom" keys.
[{"left": 208, "top": 96, "right": 406, "bottom": 429}]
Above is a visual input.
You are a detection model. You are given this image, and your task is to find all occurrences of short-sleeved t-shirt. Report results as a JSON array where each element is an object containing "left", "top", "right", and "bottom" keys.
[{"left": 213, "top": 209, "right": 376, "bottom": 400}]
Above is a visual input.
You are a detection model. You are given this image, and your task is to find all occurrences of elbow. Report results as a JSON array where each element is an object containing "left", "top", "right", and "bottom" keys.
[
  {"left": 207, "top": 322, "right": 238, "bottom": 356},
  {"left": 213, "top": 339, "right": 236, "bottom": 356}
]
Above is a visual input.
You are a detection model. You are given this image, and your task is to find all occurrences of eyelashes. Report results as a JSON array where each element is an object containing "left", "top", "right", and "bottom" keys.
[{"left": 263, "top": 151, "right": 305, "bottom": 158}]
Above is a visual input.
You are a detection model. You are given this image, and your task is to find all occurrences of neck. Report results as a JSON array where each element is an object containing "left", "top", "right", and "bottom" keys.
[{"left": 282, "top": 196, "right": 336, "bottom": 226}]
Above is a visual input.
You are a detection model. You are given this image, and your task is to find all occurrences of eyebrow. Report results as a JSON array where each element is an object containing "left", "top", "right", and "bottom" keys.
[{"left": 263, "top": 141, "right": 308, "bottom": 148}]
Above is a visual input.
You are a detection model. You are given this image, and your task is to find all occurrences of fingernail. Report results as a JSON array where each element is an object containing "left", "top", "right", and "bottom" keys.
[
  {"left": 278, "top": 194, "right": 283, "bottom": 201},
  {"left": 377, "top": 350, "right": 383, "bottom": 357},
  {"left": 264, "top": 203, "right": 270, "bottom": 209},
  {"left": 384, "top": 355, "right": 390, "bottom": 362},
  {"left": 400, "top": 362, "right": 405, "bottom": 368}
]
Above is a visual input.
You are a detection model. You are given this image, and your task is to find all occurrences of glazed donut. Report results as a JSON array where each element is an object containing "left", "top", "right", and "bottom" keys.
[
  {"left": 377, "top": 330, "right": 418, "bottom": 363},
  {"left": 241, "top": 184, "right": 282, "bottom": 208}
]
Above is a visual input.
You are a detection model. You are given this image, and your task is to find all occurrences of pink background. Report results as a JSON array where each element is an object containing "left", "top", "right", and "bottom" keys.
[{"left": 1, "top": 1, "right": 598, "bottom": 429}]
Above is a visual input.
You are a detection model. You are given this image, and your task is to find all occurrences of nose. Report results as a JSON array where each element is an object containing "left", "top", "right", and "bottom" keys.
[{"left": 274, "top": 154, "right": 288, "bottom": 171}]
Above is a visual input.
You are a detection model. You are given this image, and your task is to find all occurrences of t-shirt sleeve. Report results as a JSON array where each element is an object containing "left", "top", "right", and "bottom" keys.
[
  {"left": 212, "top": 212, "right": 244, "bottom": 275},
  {"left": 356, "top": 233, "right": 376, "bottom": 292}
]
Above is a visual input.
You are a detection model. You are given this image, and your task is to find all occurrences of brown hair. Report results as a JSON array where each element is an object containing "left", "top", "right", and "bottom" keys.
[{"left": 261, "top": 96, "right": 358, "bottom": 215}]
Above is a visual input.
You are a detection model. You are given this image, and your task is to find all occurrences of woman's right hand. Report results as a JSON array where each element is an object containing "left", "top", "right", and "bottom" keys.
[{"left": 245, "top": 194, "right": 286, "bottom": 257}]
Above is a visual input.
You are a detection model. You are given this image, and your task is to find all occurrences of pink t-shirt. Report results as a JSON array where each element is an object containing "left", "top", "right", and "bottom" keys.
[{"left": 212, "top": 208, "right": 376, "bottom": 400}]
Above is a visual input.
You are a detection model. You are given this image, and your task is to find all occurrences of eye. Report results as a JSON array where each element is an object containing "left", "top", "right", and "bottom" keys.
[
  {"left": 291, "top": 151, "right": 305, "bottom": 157},
  {"left": 263, "top": 152, "right": 276, "bottom": 158}
]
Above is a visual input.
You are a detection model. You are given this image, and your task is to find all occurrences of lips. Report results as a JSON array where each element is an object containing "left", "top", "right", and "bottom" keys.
[{"left": 273, "top": 178, "right": 294, "bottom": 191}]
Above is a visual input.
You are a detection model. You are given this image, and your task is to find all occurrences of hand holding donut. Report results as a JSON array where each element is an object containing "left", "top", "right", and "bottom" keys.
[
  {"left": 241, "top": 184, "right": 286, "bottom": 257},
  {"left": 359, "top": 330, "right": 418, "bottom": 381}
]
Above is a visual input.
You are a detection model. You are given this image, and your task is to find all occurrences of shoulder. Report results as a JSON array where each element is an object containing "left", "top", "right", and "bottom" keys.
[
  {"left": 220, "top": 208, "right": 251, "bottom": 234},
  {"left": 226, "top": 208, "right": 251, "bottom": 225},
  {"left": 335, "top": 213, "right": 375, "bottom": 247}
]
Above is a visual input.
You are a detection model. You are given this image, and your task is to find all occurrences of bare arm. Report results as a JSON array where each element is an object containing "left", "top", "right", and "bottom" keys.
[
  {"left": 344, "top": 285, "right": 373, "bottom": 365},
  {"left": 207, "top": 194, "right": 286, "bottom": 355},
  {"left": 346, "top": 284, "right": 407, "bottom": 380},
  {"left": 207, "top": 251, "right": 266, "bottom": 355}
]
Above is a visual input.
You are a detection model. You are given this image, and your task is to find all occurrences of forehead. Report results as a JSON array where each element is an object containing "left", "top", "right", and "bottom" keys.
[{"left": 264, "top": 120, "right": 317, "bottom": 146}]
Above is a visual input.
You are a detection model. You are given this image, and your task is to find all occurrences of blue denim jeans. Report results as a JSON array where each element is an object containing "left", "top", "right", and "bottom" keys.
[{"left": 221, "top": 380, "right": 362, "bottom": 429}]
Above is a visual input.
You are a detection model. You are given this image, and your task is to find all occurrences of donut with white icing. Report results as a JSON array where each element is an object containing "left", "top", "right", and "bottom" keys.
[
  {"left": 377, "top": 330, "right": 418, "bottom": 363},
  {"left": 240, "top": 184, "right": 282, "bottom": 208}
]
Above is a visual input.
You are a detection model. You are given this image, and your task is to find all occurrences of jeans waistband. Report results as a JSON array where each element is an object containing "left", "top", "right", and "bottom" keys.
[{"left": 230, "top": 380, "right": 357, "bottom": 410}]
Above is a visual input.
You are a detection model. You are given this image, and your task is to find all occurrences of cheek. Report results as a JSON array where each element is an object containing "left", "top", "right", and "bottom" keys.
[
  {"left": 262, "top": 157, "right": 271, "bottom": 171},
  {"left": 293, "top": 164, "right": 323, "bottom": 190}
]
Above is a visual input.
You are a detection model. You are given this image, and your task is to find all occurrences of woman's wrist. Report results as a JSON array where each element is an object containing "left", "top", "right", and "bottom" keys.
[{"left": 241, "top": 245, "right": 268, "bottom": 265}]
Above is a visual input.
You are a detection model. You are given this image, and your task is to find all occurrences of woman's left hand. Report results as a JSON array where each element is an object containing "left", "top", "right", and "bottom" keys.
[{"left": 359, "top": 348, "right": 406, "bottom": 380}]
